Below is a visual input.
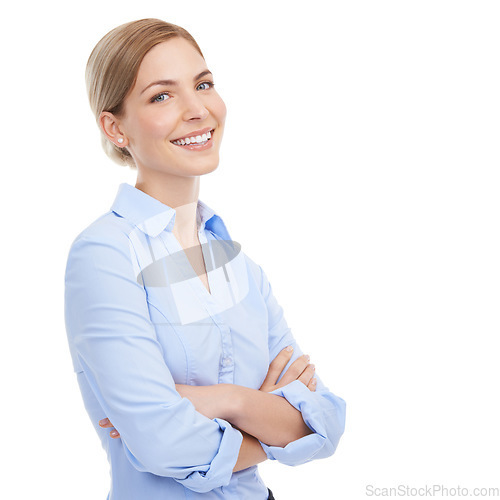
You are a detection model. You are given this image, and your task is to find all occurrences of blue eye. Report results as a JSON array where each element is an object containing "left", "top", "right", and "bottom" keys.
[
  {"left": 151, "top": 92, "right": 170, "bottom": 103},
  {"left": 197, "top": 81, "right": 214, "bottom": 91}
]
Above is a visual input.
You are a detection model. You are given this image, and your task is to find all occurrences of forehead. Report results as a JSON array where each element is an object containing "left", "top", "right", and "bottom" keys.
[{"left": 136, "top": 38, "right": 206, "bottom": 82}]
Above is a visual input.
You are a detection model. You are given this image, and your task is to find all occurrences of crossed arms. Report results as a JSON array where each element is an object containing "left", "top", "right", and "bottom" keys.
[
  {"left": 65, "top": 234, "right": 346, "bottom": 492},
  {"left": 100, "top": 347, "right": 317, "bottom": 472}
]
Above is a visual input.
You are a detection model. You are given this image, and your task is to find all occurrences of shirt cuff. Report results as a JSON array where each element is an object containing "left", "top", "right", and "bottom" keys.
[
  {"left": 259, "top": 380, "right": 328, "bottom": 466},
  {"left": 176, "top": 418, "right": 243, "bottom": 493}
]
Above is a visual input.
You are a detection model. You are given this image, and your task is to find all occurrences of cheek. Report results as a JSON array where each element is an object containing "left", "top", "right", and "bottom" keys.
[{"left": 135, "top": 111, "right": 176, "bottom": 139}]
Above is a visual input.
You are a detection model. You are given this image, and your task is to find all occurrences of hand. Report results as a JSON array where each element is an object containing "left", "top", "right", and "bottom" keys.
[
  {"left": 99, "top": 417, "right": 120, "bottom": 439},
  {"left": 259, "top": 346, "right": 316, "bottom": 393}
]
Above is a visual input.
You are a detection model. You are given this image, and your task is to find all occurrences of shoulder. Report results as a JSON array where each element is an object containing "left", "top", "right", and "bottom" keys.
[
  {"left": 65, "top": 211, "right": 140, "bottom": 273},
  {"left": 68, "top": 210, "right": 136, "bottom": 249}
]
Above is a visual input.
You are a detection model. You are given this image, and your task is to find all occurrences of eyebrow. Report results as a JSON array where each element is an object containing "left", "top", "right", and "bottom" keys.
[{"left": 140, "top": 70, "right": 213, "bottom": 95}]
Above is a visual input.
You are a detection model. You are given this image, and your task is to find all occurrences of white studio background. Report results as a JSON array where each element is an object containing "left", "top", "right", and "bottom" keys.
[{"left": 1, "top": 1, "right": 499, "bottom": 498}]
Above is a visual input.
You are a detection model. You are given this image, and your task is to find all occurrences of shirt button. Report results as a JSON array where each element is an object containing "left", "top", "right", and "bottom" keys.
[{"left": 222, "top": 357, "right": 232, "bottom": 367}]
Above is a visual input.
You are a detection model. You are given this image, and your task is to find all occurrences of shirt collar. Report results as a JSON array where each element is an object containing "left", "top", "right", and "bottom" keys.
[{"left": 110, "top": 182, "right": 231, "bottom": 240}]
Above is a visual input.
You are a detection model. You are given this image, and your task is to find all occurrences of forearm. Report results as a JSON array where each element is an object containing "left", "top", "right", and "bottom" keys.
[
  {"left": 228, "top": 385, "right": 313, "bottom": 447},
  {"left": 176, "top": 383, "right": 312, "bottom": 448},
  {"left": 233, "top": 430, "right": 267, "bottom": 472}
]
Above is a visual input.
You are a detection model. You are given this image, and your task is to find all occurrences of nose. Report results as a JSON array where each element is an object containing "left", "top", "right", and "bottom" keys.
[{"left": 181, "top": 91, "right": 209, "bottom": 122}]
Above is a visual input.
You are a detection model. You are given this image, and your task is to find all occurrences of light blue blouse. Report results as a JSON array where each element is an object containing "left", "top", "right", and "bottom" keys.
[{"left": 64, "top": 182, "right": 346, "bottom": 499}]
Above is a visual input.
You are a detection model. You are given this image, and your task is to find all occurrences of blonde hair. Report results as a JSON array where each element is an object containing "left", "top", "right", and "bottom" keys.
[{"left": 85, "top": 18, "right": 204, "bottom": 167}]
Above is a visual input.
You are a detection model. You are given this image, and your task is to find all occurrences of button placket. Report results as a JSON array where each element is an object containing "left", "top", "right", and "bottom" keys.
[{"left": 217, "top": 322, "right": 234, "bottom": 384}]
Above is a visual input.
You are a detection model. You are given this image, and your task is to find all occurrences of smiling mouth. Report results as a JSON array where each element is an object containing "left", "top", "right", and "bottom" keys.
[{"left": 171, "top": 129, "right": 215, "bottom": 146}]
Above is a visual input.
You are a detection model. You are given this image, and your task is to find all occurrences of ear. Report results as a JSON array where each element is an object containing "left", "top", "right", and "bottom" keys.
[{"left": 99, "top": 111, "right": 129, "bottom": 148}]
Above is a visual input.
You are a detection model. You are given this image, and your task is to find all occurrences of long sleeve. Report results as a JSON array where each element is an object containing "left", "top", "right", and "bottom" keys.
[
  {"left": 257, "top": 263, "right": 346, "bottom": 465},
  {"left": 64, "top": 232, "right": 243, "bottom": 493}
]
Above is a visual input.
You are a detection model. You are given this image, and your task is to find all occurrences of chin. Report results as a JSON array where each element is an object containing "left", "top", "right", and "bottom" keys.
[
  {"left": 190, "top": 154, "right": 221, "bottom": 173},
  {"left": 197, "top": 161, "right": 220, "bottom": 176},
  {"left": 169, "top": 159, "right": 218, "bottom": 178}
]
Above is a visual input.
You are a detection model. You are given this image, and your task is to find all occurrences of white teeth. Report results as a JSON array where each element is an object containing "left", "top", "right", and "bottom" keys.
[{"left": 172, "top": 130, "right": 214, "bottom": 146}]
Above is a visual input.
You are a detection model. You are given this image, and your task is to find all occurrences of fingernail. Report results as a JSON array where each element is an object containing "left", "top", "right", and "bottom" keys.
[
  {"left": 305, "top": 354, "right": 310, "bottom": 361},
  {"left": 99, "top": 418, "right": 108, "bottom": 426},
  {"left": 310, "top": 364, "right": 316, "bottom": 371},
  {"left": 285, "top": 345, "right": 294, "bottom": 352},
  {"left": 311, "top": 378, "right": 317, "bottom": 386},
  {"left": 110, "top": 430, "right": 118, "bottom": 437}
]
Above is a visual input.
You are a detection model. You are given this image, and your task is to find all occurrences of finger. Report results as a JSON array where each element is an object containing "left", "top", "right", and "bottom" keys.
[
  {"left": 110, "top": 429, "right": 121, "bottom": 439},
  {"left": 99, "top": 418, "right": 114, "bottom": 428},
  {"left": 298, "top": 363, "right": 316, "bottom": 387},
  {"left": 261, "top": 346, "right": 294, "bottom": 388},
  {"left": 307, "top": 377, "right": 317, "bottom": 392},
  {"left": 279, "top": 354, "right": 311, "bottom": 386}
]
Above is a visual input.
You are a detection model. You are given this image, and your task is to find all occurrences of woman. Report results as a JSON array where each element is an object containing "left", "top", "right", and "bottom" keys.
[{"left": 64, "top": 18, "right": 346, "bottom": 500}]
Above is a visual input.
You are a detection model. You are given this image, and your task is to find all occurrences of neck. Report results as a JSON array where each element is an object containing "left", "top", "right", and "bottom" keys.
[
  {"left": 135, "top": 169, "right": 201, "bottom": 245},
  {"left": 171, "top": 201, "right": 199, "bottom": 245}
]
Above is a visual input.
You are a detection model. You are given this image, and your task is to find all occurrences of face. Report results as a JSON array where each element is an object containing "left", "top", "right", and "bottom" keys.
[{"left": 110, "top": 37, "right": 226, "bottom": 177}]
